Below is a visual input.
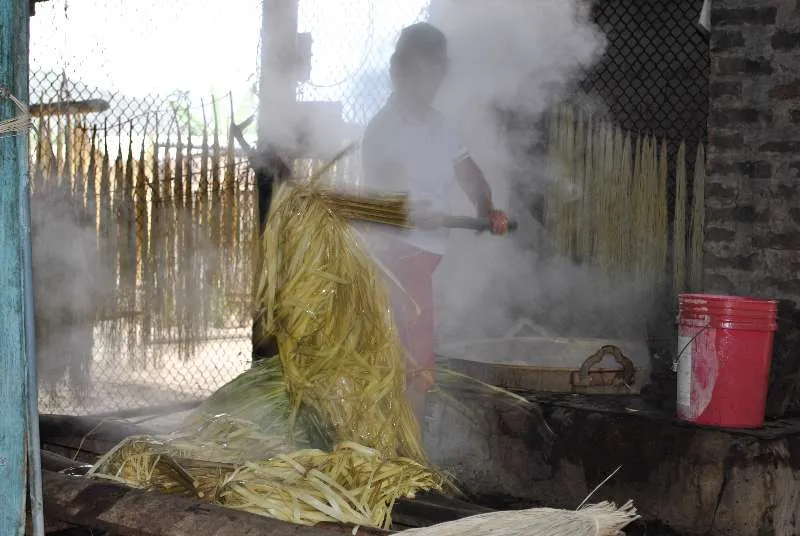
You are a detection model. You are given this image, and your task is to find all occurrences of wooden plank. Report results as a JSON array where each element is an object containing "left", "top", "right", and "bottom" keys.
[
  {"left": 43, "top": 471, "right": 388, "bottom": 536},
  {"left": 391, "top": 494, "right": 493, "bottom": 529},
  {"left": 0, "top": 0, "right": 31, "bottom": 533},
  {"left": 28, "top": 99, "right": 109, "bottom": 116},
  {"left": 39, "top": 414, "right": 152, "bottom": 457}
]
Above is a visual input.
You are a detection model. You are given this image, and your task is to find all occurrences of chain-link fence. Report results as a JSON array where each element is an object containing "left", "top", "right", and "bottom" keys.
[
  {"left": 29, "top": 0, "right": 709, "bottom": 416},
  {"left": 580, "top": 0, "right": 709, "bottom": 214},
  {"left": 31, "top": 0, "right": 265, "bottom": 415},
  {"left": 29, "top": 0, "right": 429, "bottom": 416},
  {"left": 582, "top": 0, "right": 709, "bottom": 146}
]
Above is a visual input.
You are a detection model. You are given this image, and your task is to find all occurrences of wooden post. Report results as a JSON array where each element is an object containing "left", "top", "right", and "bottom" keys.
[
  {"left": 0, "top": 0, "right": 31, "bottom": 533},
  {"left": 252, "top": 0, "right": 298, "bottom": 364},
  {"left": 255, "top": 0, "right": 299, "bottom": 225}
]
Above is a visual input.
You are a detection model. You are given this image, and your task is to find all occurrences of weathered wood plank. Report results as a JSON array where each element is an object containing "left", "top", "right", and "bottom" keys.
[
  {"left": 0, "top": 0, "right": 31, "bottom": 533},
  {"left": 39, "top": 414, "right": 151, "bottom": 457},
  {"left": 43, "top": 471, "right": 388, "bottom": 536}
]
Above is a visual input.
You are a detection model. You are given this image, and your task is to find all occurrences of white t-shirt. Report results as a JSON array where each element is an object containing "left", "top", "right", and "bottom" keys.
[{"left": 360, "top": 99, "right": 468, "bottom": 256}]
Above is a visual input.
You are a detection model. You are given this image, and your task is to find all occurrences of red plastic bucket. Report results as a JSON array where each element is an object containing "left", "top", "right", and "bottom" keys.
[{"left": 676, "top": 293, "right": 777, "bottom": 428}]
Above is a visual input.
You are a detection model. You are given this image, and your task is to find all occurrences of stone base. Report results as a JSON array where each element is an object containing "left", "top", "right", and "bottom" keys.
[{"left": 424, "top": 385, "right": 800, "bottom": 535}]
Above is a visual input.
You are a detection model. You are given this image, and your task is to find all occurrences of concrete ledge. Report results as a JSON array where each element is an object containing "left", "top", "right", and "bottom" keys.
[{"left": 425, "top": 386, "right": 800, "bottom": 535}]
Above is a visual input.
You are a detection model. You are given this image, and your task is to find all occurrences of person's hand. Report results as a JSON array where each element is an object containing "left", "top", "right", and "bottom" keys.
[{"left": 488, "top": 209, "right": 510, "bottom": 235}]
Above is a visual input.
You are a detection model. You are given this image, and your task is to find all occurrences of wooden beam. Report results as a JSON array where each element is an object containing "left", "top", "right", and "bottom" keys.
[
  {"left": 39, "top": 414, "right": 152, "bottom": 459},
  {"left": 43, "top": 471, "right": 389, "bottom": 536},
  {"left": 0, "top": 0, "right": 31, "bottom": 532},
  {"left": 29, "top": 99, "right": 110, "bottom": 117}
]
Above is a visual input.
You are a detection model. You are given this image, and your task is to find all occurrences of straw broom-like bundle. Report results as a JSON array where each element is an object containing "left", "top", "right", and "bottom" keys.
[
  {"left": 254, "top": 172, "right": 426, "bottom": 463},
  {"left": 395, "top": 501, "right": 639, "bottom": 536}
]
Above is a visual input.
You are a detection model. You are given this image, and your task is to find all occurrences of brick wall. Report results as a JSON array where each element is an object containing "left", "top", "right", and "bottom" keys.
[{"left": 705, "top": 0, "right": 800, "bottom": 415}]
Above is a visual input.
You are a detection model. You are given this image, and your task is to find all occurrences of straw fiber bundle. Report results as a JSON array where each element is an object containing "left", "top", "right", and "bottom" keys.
[
  {"left": 253, "top": 176, "right": 425, "bottom": 463},
  {"left": 89, "top": 422, "right": 446, "bottom": 528},
  {"left": 89, "top": 158, "right": 444, "bottom": 528},
  {"left": 546, "top": 105, "right": 673, "bottom": 289},
  {"left": 181, "top": 358, "right": 315, "bottom": 445},
  {"left": 396, "top": 501, "right": 639, "bottom": 536}
]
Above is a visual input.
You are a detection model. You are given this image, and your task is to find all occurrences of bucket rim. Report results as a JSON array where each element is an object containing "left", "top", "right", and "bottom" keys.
[
  {"left": 678, "top": 293, "right": 778, "bottom": 305},
  {"left": 679, "top": 304, "right": 777, "bottom": 314},
  {"left": 678, "top": 319, "right": 778, "bottom": 331}
]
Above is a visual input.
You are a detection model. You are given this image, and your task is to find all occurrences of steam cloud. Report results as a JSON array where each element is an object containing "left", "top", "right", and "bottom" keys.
[
  {"left": 416, "top": 0, "right": 653, "bottom": 347},
  {"left": 32, "top": 186, "right": 114, "bottom": 403}
]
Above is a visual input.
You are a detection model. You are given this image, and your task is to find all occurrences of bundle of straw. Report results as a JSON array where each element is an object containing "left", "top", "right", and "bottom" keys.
[
  {"left": 89, "top": 425, "right": 447, "bottom": 529},
  {"left": 89, "top": 153, "right": 445, "bottom": 528},
  {"left": 395, "top": 501, "right": 639, "bottom": 536},
  {"left": 254, "top": 177, "right": 426, "bottom": 463},
  {"left": 318, "top": 187, "right": 410, "bottom": 228},
  {"left": 181, "top": 358, "right": 319, "bottom": 447}
]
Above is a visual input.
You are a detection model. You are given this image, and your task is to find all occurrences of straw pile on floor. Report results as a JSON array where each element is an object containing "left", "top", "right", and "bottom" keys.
[
  {"left": 396, "top": 501, "right": 639, "bottom": 536},
  {"left": 89, "top": 171, "right": 439, "bottom": 528},
  {"left": 88, "top": 417, "right": 446, "bottom": 528}
]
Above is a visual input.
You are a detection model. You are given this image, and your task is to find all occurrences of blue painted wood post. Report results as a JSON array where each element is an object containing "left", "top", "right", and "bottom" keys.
[{"left": 0, "top": 0, "right": 31, "bottom": 534}]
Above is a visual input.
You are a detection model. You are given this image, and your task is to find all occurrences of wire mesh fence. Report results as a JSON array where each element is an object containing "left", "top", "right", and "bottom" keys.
[
  {"left": 29, "top": 0, "right": 429, "bottom": 416},
  {"left": 30, "top": 82, "right": 258, "bottom": 414},
  {"left": 545, "top": 0, "right": 709, "bottom": 288},
  {"left": 30, "top": 0, "right": 264, "bottom": 415},
  {"left": 28, "top": 0, "right": 709, "bottom": 416}
]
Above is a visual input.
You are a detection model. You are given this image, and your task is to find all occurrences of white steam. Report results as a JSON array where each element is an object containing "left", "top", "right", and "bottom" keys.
[
  {"left": 417, "top": 0, "right": 652, "bottom": 345},
  {"left": 31, "top": 187, "right": 114, "bottom": 403}
]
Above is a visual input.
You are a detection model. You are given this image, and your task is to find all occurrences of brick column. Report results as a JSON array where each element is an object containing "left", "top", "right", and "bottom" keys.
[{"left": 705, "top": 1, "right": 800, "bottom": 416}]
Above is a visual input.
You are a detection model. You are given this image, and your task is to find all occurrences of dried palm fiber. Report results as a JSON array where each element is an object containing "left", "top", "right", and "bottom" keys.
[
  {"left": 86, "top": 125, "right": 98, "bottom": 227},
  {"left": 89, "top": 422, "right": 447, "bottom": 529},
  {"left": 594, "top": 120, "right": 616, "bottom": 272},
  {"left": 135, "top": 123, "right": 149, "bottom": 285},
  {"left": 253, "top": 149, "right": 426, "bottom": 463},
  {"left": 316, "top": 187, "right": 409, "bottom": 228},
  {"left": 689, "top": 141, "right": 705, "bottom": 292},
  {"left": 395, "top": 501, "right": 639, "bottom": 536},
  {"left": 552, "top": 105, "right": 578, "bottom": 259},
  {"left": 55, "top": 112, "right": 65, "bottom": 189},
  {"left": 673, "top": 141, "right": 688, "bottom": 293},
  {"left": 655, "top": 139, "right": 670, "bottom": 284},
  {"left": 580, "top": 114, "right": 595, "bottom": 261},
  {"left": 182, "top": 357, "right": 321, "bottom": 447},
  {"left": 573, "top": 110, "right": 587, "bottom": 261}
]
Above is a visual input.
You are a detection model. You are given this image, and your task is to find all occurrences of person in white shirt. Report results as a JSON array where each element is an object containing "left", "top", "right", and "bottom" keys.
[{"left": 361, "top": 22, "right": 509, "bottom": 422}]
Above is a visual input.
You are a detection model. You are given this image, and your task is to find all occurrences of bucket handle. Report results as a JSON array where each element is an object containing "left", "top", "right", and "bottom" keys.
[
  {"left": 577, "top": 345, "right": 636, "bottom": 386},
  {"left": 672, "top": 325, "right": 710, "bottom": 372}
]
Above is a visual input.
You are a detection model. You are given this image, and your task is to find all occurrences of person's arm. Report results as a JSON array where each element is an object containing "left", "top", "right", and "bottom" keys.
[
  {"left": 444, "top": 123, "right": 507, "bottom": 234},
  {"left": 455, "top": 156, "right": 494, "bottom": 218},
  {"left": 454, "top": 155, "right": 509, "bottom": 234}
]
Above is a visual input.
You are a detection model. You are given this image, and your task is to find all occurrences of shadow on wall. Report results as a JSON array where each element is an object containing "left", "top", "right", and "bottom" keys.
[{"left": 766, "top": 300, "right": 800, "bottom": 418}]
